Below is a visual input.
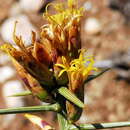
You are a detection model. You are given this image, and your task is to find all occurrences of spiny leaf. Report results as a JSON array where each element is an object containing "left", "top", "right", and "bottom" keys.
[{"left": 84, "top": 68, "right": 110, "bottom": 84}]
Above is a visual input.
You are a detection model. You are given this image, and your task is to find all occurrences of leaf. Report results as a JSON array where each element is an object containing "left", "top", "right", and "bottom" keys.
[
  {"left": 84, "top": 68, "right": 110, "bottom": 84},
  {"left": 58, "top": 87, "right": 84, "bottom": 108},
  {"left": 8, "top": 90, "right": 32, "bottom": 97}
]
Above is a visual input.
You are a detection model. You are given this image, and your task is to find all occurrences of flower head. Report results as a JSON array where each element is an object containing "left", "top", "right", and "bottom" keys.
[
  {"left": 44, "top": 0, "right": 83, "bottom": 27},
  {"left": 0, "top": 21, "right": 55, "bottom": 102},
  {"left": 41, "top": 0, "right": 84, "bottom": 59},
  {"left": 55, "top": 49, "right": 97, "bottom": 122}
]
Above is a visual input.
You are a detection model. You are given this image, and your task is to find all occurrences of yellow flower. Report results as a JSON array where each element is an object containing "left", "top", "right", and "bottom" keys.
[
  {"left": 44, "top": 0, "right": 84, "bottom": 28},
  {"left": 55, "top": 56, "right": 70, "bottom": 77},
  {"left": 55, "top": 49, "right": 97, "bottom": 122},
  {"left": 55, "top": 49, "right": 97, "bottom": 80},
  {"left": 40, "top": 0, "right": 84, "bottom": 58}
]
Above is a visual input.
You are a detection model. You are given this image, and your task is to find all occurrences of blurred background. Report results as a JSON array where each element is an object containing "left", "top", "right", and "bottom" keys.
[{"left": 0, "top": 0, "right": 130, "bottom": 130}]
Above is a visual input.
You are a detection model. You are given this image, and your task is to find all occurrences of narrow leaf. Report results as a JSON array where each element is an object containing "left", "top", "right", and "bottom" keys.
[
  {"left": 8, "top": 90, "right": 32, "bottom": 97},
  {"left": 58, "top": 87, "right": 84, "bottom": 108},
  {"left": 84, "top": 68, "right": 110, "bottom": 84}
]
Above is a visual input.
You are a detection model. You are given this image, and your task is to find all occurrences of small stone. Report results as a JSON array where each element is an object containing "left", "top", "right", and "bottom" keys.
[
  {"left": 0, "top": 66, "right": 16, "bottom": 83},
  {"left": 0, "top": 15, "right": 37, "bottom": 46},
  {"left": 0, "top": 52, "right": 10, "bottom": 65},
  {"left": 83, "top": 1, "right": 92, "bottom": 11},
  {"left": 19, "top": 0, "right": 43, "bottom": 12},
  {"left": 84, "top": 18, "right": 102, "bottom": 35},
  {"left": 9, "top": 2, "right": 23, "bottom": 16}
]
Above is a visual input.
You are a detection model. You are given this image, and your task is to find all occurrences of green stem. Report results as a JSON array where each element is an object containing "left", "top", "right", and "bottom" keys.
[
  {"left": 0, "top": 103, "right": 61, "bottom": 114},
  {"left": 70, "top": 121, "right": 130, "bottom": 129}
]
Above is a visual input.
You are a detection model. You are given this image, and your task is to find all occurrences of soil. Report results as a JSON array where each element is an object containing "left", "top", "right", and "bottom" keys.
[{"left": 0, "top": 0, "right": 130, "bottom": 130}]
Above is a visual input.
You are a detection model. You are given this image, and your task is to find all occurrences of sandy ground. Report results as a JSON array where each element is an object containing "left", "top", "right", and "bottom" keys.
[{"left": 0, "top": 0, "right": 130, "bottom": 130}]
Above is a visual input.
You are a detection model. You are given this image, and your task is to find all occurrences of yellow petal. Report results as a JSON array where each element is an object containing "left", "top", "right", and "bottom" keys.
[
  {"left": 58, "top": 69, "right": 66, "bottom": 77},
  {"left": 54, "top": 3, "right": 64, "bottom": 12},
  {"left": 55, "top": 63, "right": 66, "bottom": 69},
  {"left": 61, "top": 56, "right": 67, "bottom": 64},
  {"left": 0, "top": 43, "right": 16, "bottom": 56},
  {"left": 68, "top": 0, "right": 76, "bottom": 8}
]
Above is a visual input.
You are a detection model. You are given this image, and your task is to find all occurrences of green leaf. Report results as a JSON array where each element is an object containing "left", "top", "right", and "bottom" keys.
[
  {"left": 58, "top": 87, "right": 84, "bottom": 108},
  {"left": 0, "top": 103, "right": 61, "bottom": 114},
  {"left": 8, "top": 90, "right": 32, "bottom": 97},
  {"left": 84, "top": 68, "right": 110, "bottom": 84}
]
